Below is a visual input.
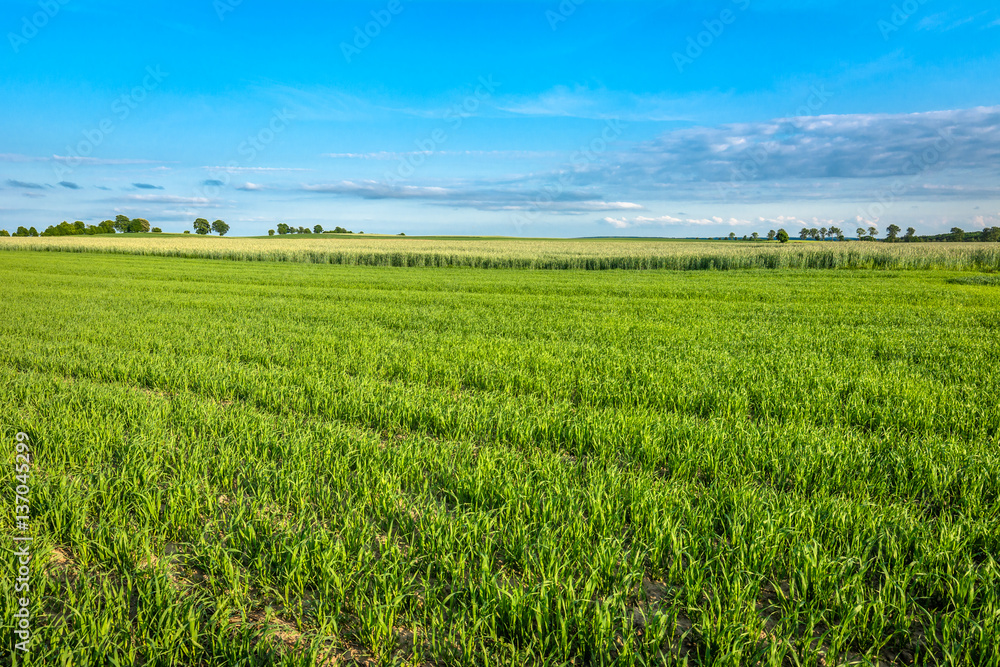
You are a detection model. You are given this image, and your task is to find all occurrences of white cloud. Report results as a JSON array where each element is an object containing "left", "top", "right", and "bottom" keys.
[
  {"left": 0, "top": 153, "right": 162, "bottom": 166},
  {"left": 51, "top": 156, "right": 162, "bottom": 165},
  {"left": 201, "top": 166, "right": 310, "bottom": 172},
  {"left": 563, "top": 106, "right": 1000, "bottom": 203},
  {"left": 123, "top": 194, "right": 216, "bottom": 205},
  {"left": 497, "top": 86, "right": 698, "bottom": 122},
  {"left": 322, "top": 150, "right": 557, "bottom": 160},
  {"left": 300, "top": 180, "right": 642, "bottom": 214},
  {"left": 474, "top": 201, "right": 643, "bottom": 213}
]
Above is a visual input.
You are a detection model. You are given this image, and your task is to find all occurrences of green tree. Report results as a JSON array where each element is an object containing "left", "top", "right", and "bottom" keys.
[
  {"left": 15, "top": 226, "right": 29, "bottom": 237},
  {"left": 776, "top": 229, "right": 789, "bottom": 243},
  {"left": 129, "top": 218, "right": 151, "bottom": 233},
  {"left": 809, "top": 228, "right": 820, "bottom": 241},
  {"left": 0, "top": 230, "right": 9, "bottom": 237},
  {"left": 728, "top": 232, "right": 736, "bottom": 240},
  {"left": 829, "top": 226, "right": 843, "bottom": 240},
  {"left": 983, "top": 227, "right": 999, "bottom": 242},
  {"left": 73, "top": 221, "right": 86, "bottom": 233},
  {"left": 152, "top": 227, "right": 162, "bottom": 233},
  {"left": 114, "top": 214, "right": 132, "bottom": 233},
  {"left": 767, "top": 229, "right": 776, "bottom": 241},
  {"left": 856, "top": 227, "right": 866, "bottom": 241},
  {"left": 98, "top": 220, "right": 116, "bottom": 234},
  {"left": 276, "top": 223, "right": 289, "bottom": 235},
  {"left": 820, "top": 227, "right": 828, "bottom": 240},
  {"left": 904, "top": 227, "right": 916, "bottom": 242},
  {"left": 268, "top": 229, "right": 275, "bottom": 236},
  {"left": 950, "top": 227, "right": 965, "bottom": 242},
  {"left": 183, "top": 230, "right": 191, "bottom": 234},
  {"left": 886, "top": 224, "right": 901, "bottom": 242},
  {"left": 313, "top": 224, "right": 323, "bottom": 234},
  {"left": 799, "top": 228, "right": 809, "bottom": 240},
  {"left": 868, "top": 226, "right": 878, "bottom": 240},
  {"left": 193, "top": 218, "right": 211, "bottom": 235},
  {"left": 28, "top": 227, "right": 38, "bottom": 237},
  {"left": 751, "top": 232, "right": 759, "bottom": 240},
  {"left": 211, "top": 219, "right": 230, "bottom": 236}
]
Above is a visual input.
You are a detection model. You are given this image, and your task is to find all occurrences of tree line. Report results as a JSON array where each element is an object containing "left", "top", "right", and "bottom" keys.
[
  {"left": 270, "top": 224, "right": 361, "bottom": 235},
  {"left": 720, "top": 225, "right": 1000, "bottom": 243},
  {"left": 1, "top": 215, "right": 163, "bottom": 237},
  {"left": 851, "top": 225, "right": 1000, "bottom": 242},
  {"left": 725, "top": 229, "right": 792, "bottom": 242}
]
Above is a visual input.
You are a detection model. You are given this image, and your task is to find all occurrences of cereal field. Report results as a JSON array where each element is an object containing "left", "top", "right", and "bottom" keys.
[{"left": 1, "top": 249, "right": 999, "bottom": 666}]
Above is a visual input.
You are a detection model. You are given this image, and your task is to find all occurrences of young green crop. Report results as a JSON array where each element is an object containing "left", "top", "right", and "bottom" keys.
[{"left": 1, "top": 252, "right": 998, "bottom": 665}]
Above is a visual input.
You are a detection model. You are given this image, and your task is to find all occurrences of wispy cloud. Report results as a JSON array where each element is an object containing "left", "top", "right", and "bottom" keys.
[
  {"left": 132, "top": 183, "right": 164, "bottom": 190},
  {"left": 303, "top": 181, "right": 452, "bottom": 199},
  {"left": 496, "top": 86, "right": 696, "bottom": 122},
  {"left": 0, "top": 153, "right": 164, "bottom": 166},
  {"left": 555, "top": 106, "right": 1000, "bottom": 202},
  {"left": 301, "top": 180, "right": 642, "bottom": 214},
  {"left": 476, "top": 201, "right": 643, "bottom": 213},
  {"left": 6, "top": 179, "right": 46, "bottom": 189},
  {"left": 58, "top": 181, "right": 81, "bottom": 189},
  {"left": 201, "top": 166, "right": 310, "bottom": 172},
  {"left": 121, "top": 194, "right": 216, "bottom": 206},
  {"left": 322, "top": 150, "right": 558, "bottom": 160},
  {"left": 51, "top": 156, "right": 162, "bottom": 165},
  {"left": 0, "top": 153, "right": 49, "bottom": 163},
  {"left": 917, "top": 10, "right": 997, "bottom": 32}
]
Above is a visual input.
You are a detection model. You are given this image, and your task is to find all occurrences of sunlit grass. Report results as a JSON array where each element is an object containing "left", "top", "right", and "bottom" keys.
[{"left": 1, "top": 252, "right": 998, "bottom": 665}]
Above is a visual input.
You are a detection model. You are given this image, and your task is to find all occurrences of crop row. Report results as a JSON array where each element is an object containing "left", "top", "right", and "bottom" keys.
[
  {"left": 2, "top": 236, "right": 1000, "bottom": 271},
  {"left": 1, "top": 253, "right": 998, "bottom": 665}
]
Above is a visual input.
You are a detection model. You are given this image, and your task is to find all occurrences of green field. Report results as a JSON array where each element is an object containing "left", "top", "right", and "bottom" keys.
[
  {"left": 2, "top": 250, "right": 999, "bottom": 666},
  {"left": 3, "top": 234, "right": 1000, "bottom": 272}
]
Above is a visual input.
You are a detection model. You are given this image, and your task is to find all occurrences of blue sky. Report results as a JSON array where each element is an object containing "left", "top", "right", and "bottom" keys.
[{"left": 2, "top": 0, "right": 999, "bottom": 237}]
